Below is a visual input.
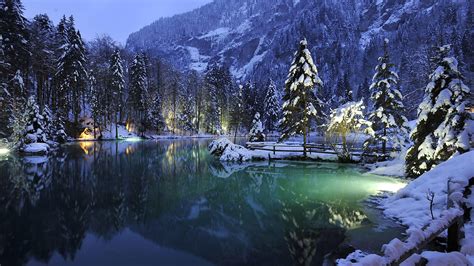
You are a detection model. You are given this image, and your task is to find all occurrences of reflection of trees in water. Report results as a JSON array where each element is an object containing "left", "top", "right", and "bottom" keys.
[
  {"left": 52, "top": 164, "right": 94, "bottom": 261},
  {"left": 279, "top": 190, "right": 322, "bottom": 266}
]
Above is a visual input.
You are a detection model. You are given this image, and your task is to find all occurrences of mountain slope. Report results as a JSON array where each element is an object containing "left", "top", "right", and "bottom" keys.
[{"left": 126, "top": 0, "right": 472, "bottom": 115}]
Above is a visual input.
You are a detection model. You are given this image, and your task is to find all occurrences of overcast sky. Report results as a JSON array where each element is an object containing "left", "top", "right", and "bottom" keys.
[{"left": 22, "top": 0, "right": 213, "bottom": 44}]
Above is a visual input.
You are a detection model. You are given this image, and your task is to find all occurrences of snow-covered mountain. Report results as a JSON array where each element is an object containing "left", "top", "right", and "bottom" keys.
[{"left": 126, "top": 0, "right": 471, "bottom": 106}]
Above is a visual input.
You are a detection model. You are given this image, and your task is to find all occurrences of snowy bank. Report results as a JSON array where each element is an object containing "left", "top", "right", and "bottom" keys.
[
  {"left": 338, "top": 151, "right": 474, "bottom": 265},
  {"left": 21, "top": 143, "right": 50, "bottom": 155},
  {"left": 382, "top": 151, "right": 474, "bottom": 229}
]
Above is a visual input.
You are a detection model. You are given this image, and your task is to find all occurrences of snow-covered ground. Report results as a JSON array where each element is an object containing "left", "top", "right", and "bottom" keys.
[{"left": 338, "top": 151, "right": 474, "bottom": 265}]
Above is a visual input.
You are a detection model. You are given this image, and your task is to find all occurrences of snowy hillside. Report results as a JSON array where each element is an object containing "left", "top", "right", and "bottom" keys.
[{"left": 126, "top": 0, "right": 472, "bottom": 114}]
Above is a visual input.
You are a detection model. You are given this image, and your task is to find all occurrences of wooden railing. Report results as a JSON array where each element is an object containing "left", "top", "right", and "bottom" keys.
[{"left": 245, "top": 142, "right": 398, "bottom": 159}]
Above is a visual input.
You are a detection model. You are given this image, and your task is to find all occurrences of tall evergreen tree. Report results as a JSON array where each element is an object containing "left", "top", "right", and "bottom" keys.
[
  {"left": 204, "top": 82, "right": 221, "bottom": 134},
  {"left": 366, "top": 39, "right": 408, "bottom": 154},
  {"left": 109, "top": 49, "right": 125, "bottom": 138},
  {"left": 263, "top": 79, "right": 281, "bottom": 133},
  {"left": 89, "top": 71, "right": 101, "bottom": 138},
  {"left": 30, "top": 14, "right": 55, "bottom": 107},
  {"left": 146, "top": 91, "right": 165, "bottom": 133},
  {"left": 279, "top": 39, "right": 324, "bottom": 156},
  {"left": 128, "top": 53, "right": 148, "bottom": 125},
  {"left": 336, "top": 73, "right": 352, "bottom": 105},
  {"left": 241, "top": 81, "right": 257, "bottom": 129},
  {"left": 55, "top": 16, "right": 87, "bottom": 122},
  {"left": 0, "top": 0, "right": 30, "bottom": 83},
  {"left": 230, "top": 84, "right": 244, "bottom": 141},
  {"left": 406, "top": 45, "right": 473, "bottom": 178}
]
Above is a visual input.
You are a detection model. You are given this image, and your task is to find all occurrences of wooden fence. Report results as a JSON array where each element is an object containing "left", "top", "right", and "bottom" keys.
[{"left": 245, "top": 142, "right": 397, "bottom": 159}]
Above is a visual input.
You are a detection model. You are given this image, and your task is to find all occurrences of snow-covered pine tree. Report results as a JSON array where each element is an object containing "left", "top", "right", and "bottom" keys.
[
  {"left": 129, "top": 53, "right": 148, "bottom": 123},
  {"left": 279, "top": 39, "right": 324, "bottom": 156},
  {"left": 89, "top": 71, "right": 101, "bottom": 138},
  {"left": 248, "top": 112, "right": 265, "bottom": 142},
  {"left": 30, "top": 14, "right": 55, "bottom": 107},
  {"left": 0, "top": 0, "right": 30, "bottom": 82},
  {"left": 53, "top": 113, "right": 68, "bottom": 144},
  {"left": 365, "top": 39, "right": 408, "bottom": 154},
  {"left": 20, "top": 96, "right": 48, "bottom": 148},
  {"left": 55, "top": 16, "right": 87, "bottom": 122},
  {"left": 230, "top": 84, "right": 244, "bottom": 141},
  {"left": 336, "top": 73, "right": 352, "bottom": 105},
  {"left": 146, "top": 92, "right": 165, "bottom": 133},
  {"left": 110, "top": 49, "right": 125, "bottom": 138},
  {"left": 41, "top": 104, "right": 54, "bottom": 143},
  {"left": 177, "top": 84, "right": 195, "bottom": 133},
  {"left": 406, "top": 45, "right": 473, "bottom": 178},
  {"left": 357, "top": 78, "right": 370, "bottom": 106},
  {"left": 242, "top": 81, "right": 257, "bottom": 129},
  {"left": 263, "top": 79, "right": 281, "bottom": 133},
  {"left": 205, "top": 83, "right": 222, "bottom": 135}
]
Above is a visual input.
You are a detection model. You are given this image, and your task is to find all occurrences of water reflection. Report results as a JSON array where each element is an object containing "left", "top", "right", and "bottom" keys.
[{"left": 0, "top": 139, "right": 405, "bottom": 266}]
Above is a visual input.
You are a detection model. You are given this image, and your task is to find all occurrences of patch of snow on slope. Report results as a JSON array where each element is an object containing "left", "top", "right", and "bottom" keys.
[
  {"left": 235, "top": 19, "right": 252, "bottom": 34},
  {"left": 231, "top": 51, "right": 267, "bottom": 79},
  {"left": 186, "top": 46, "right": 210, "bottom": 72},
  {"left": 198, "top": 27, "right": 230, "bottom": 41}
]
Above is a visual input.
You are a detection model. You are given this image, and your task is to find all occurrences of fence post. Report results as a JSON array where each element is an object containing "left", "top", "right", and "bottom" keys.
[
  {"left": 446, "top": 177, "right": 463, "bottom": 252},
  {"left": 273, "top": 145, "right": 276, "bottom": 155}
]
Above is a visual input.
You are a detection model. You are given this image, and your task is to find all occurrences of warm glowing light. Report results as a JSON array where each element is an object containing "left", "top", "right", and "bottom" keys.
[
  {"left": 79, "top": 128, "right": 95, "bottom": 140},
  {"left": 0, "top": 148, "right": 9, "bottom": 155},
  {"left": 79, "top": 141, "right": 94, "bottom": 155}
]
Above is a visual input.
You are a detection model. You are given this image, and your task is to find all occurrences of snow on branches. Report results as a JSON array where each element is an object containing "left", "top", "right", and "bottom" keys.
[{"left": 406, "top": 45, "right": 473, "bottom": 178}]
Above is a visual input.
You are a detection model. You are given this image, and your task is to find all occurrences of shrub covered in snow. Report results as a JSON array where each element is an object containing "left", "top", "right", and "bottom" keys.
[
  {"left": 326, "top": 101, "right": 374, "bottom": 162},
  {"left": 208, "top": 137, "right": 253, "bottom": 162},
  {"left": 208, "top": 137, "right": 233, "bottom": 156}
]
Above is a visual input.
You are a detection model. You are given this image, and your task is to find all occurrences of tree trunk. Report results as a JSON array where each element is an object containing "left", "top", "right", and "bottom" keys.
[
  {"left": 303, "top": 125, "right": 307, "bottom": 157},
  {"left": 382, "top": 127, "right": 387, "bottom": 154},
  {"left": 115, "top": 113, "right": 119, "bottom": 139}
]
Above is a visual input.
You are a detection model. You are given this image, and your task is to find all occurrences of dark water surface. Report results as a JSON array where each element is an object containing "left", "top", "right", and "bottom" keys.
[{"left": 0, "top": 139, "right": 406, "bottom": 266}]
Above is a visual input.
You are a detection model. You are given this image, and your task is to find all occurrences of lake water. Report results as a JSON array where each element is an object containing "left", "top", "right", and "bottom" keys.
[{"left": 0, "top": 139, "right": 406, "bottom": 266}]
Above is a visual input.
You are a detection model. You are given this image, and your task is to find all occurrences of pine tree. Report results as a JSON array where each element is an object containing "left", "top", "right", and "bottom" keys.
[
  {"left": 0, "top": 0, "right": 30, "bottom": 83},
  {"left": 41, "top": 104, "right": 54, "bottom": 142},
  {"left": 55, "top": 16, "right": 87, "bottom": 122},
  {"left": 248, "top": 112, "right": 265, "bottom": 142},
  {"left": 53, "top": 113, "right": 68, "bottom": 143},
  {"left": 128, "top": 53, "right": 148, "bottom": 124},
  {"left": 177, "top": 84, "right": 195, "bottom": 133},
  {"left": 205, "top": 82, "right": 221, "bottom": 134},
  {"left": 20, "top": 96, "right": 48, "bottom": 148},
  {"left": 230, "top": 84, "right": 244, "bottom": 141},
  {"left": 89, "top": 71, "right": 101, "bottom": 138},
  {"left": 242, "top": 81, "right": 257, "bottom": 129},
  {"left": 366, "top": 39, "right": 408, "bottom": 154},
  {"left": 146, "top": 92, "right": 165, "bottom": 133},
  {"left": 110, "top": 49, "right": 125, "bottom": 138},
  {"left": 406, "top": 45, "right": 473, "bottom": 178},
  {"left": 30, "top": 14, "right": 55, "bottom": 107},
  {"left": 263, "top": 79, "right": 281, "bottom": 133},
  {"left": 357, "top": 78, "right": 370, "bottom": 106},
  {"left": 336, "top": 73, "right": 352, "bottom": 105},
  {"left": 279, "top": 39, "right": 324, "bottom": 156}
]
